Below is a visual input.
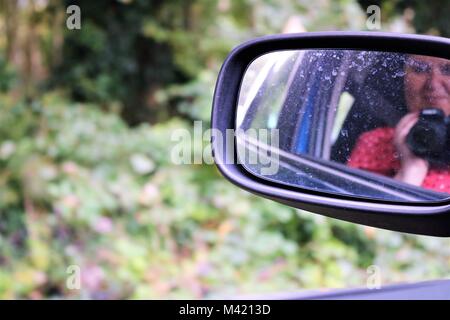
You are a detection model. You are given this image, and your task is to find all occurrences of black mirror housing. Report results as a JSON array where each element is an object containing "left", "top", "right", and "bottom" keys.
[{"left": 211, "top": 31, "right": 450, "bottom": 237}]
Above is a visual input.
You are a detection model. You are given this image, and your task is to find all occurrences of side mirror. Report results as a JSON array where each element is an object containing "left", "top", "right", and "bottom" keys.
[{"left": 211, "top": 32, "right": 450, "bottom": 237}]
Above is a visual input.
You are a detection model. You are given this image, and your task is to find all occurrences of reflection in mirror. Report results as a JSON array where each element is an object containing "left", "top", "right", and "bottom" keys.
[{"left": 236, "top": 49, "right": 450, "bottom": 202}]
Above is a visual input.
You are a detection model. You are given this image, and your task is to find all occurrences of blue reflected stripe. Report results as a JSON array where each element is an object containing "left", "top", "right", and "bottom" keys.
[{"left": 294, "top": 79, "right": 319, "bottom": 154}]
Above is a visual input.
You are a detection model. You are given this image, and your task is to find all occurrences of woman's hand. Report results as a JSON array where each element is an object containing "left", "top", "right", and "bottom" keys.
[{"left": 393, "top": 112, "right": 429, "bottom": 186}]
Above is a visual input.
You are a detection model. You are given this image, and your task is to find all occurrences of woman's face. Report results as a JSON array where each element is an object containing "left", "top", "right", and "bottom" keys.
[{"left": 404, "top": 55, "right": 450, "bottom": 115}]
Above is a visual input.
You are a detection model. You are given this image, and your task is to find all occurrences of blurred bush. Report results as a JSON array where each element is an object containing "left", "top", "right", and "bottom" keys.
[
  {"left": 1, "top": 92, "right": 450, "bottom": 299},
  {"left": 0, "top": 91, "right": 364, "bottom": 298}
]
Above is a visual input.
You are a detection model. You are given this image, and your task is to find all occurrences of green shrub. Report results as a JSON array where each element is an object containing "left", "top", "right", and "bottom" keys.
[{"left": 1, "top": 93, "right": 450, "bottom": 299}]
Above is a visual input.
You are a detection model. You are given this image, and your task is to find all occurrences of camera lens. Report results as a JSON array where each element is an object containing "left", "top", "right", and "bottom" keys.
[{"left": 407, "top": 108, "right": 447, "bottom": 157}]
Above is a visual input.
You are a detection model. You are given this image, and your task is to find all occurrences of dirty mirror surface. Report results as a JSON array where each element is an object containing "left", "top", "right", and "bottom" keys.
[{"left": 236, "top": 49, "right": 450, "bottom": 202}]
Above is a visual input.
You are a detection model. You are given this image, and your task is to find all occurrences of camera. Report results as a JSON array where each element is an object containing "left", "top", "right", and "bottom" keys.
[{"left": 406, "top": 108, "right": 450, "bottom": 166}]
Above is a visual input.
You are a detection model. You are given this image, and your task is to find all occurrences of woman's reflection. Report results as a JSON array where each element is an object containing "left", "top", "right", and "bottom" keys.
[{"left": 347, "top": 55, "right": 450, "bottom": 193}]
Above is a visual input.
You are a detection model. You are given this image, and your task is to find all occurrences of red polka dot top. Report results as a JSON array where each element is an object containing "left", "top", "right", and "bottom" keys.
[{"left": 347, "top": 127, "right": 450, "bottom": 194}]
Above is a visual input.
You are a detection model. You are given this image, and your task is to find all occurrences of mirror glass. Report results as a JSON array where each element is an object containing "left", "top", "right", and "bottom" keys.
[{"left": 236, "top": 49, "right": 450, "bottom": 202}]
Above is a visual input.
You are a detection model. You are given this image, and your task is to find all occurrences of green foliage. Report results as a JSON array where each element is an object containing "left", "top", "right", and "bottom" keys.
[
  {"left": 51, "top": 0, "right": 183, "bottom": 124},
  {"left": 51, "top": 0, "right": 251, "bottom": 125},
  {"left": 0, "top": 94, "right": 343, "bottom": 297},
  {"left": 52, "top": 0, "right": 373, "bottom": 125},
  {"left": 2, "top": 93, "right": 450, "bottom": 299},
  {"left": 0, "top": 55, "right": 16, "bottom": 93}
]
